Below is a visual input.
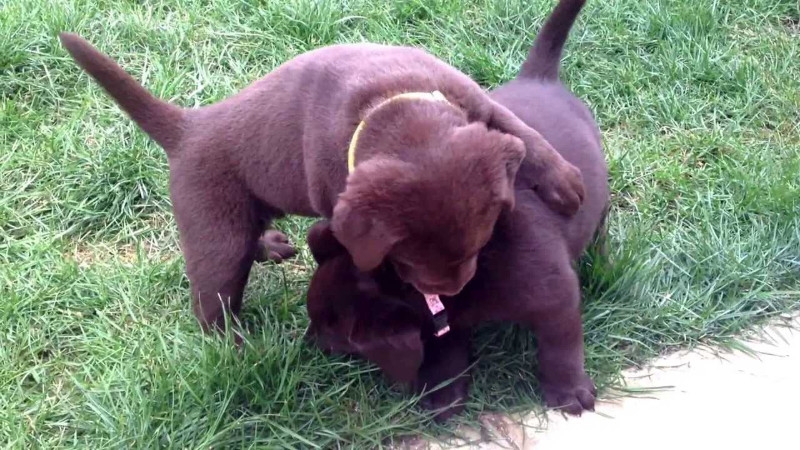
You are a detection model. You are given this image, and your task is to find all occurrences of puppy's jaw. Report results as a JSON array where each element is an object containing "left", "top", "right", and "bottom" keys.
[
  {"left": 400, "top": 270, "right": 473, "bottom": 298},
  {"left": 416, "top": 285, "right": 462, "bottom": 298},
  {"left": 389, "top": 244, "right": 482, "bottom": 297}
]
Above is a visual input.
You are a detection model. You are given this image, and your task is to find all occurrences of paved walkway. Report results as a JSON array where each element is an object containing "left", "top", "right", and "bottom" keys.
[{"left": 402, "top": 315, "right": 799, "bottom": 450}]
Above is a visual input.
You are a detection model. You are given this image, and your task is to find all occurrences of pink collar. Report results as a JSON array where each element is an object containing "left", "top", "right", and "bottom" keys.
[{"left": 423, "top": 294, "right": 450, "bottom": 337}]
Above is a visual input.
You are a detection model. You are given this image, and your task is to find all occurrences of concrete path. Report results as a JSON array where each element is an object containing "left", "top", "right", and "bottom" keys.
[{"left": 400, "top": 315, "right": 799, "bottom": 450}]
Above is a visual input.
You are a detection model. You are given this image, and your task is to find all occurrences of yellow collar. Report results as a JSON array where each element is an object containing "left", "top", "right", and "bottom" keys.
[{"left": 347, "top": 90, "right": 451, "bottom": 173}]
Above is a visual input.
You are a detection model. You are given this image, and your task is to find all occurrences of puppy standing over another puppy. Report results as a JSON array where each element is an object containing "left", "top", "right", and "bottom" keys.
[
  {"left": 306, "top": 0, "right": 608, "bottom": 421},
  {"left": 58, "top": 25, "right": 585, "bottom": 333}
]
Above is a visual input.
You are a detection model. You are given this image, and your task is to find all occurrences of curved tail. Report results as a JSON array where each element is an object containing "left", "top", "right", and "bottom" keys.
[
  {"left": 59, "top": 33, "right": 184, "bottom": 154},
  {"left": 518, "top": 0, "right": 586, "bottom": 80}
]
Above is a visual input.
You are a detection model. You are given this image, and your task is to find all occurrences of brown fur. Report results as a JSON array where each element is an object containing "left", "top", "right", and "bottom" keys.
[
  {"left": 59, "top": 31, "right": 585, "bottom": 333},
  {"left": 305, "top": 0, "right": 607, "bottom": 421}
]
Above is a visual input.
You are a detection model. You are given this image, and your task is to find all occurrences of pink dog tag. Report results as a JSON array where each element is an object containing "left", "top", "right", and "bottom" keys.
[{"left": 424, "top": 294, "right": 450, "bottom": 337}]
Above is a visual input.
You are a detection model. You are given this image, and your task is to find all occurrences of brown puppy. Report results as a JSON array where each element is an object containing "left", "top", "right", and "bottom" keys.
[
  {"left": 306, "top": 221, "right": 429, "bottom": 385},
  {"left": 306, "top": 0, "right": 607, "bottom": 421},
  {"left": 59, "top": 32, "right": 584, "bottom": 333}
]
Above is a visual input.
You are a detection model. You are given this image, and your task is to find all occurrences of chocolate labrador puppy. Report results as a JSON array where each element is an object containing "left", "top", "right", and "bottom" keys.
[
  {"left": 306, "top": 0, "right": 608, "bottom": 421},
  {"left": 59, "top": 27, "right": 584, "bottom": 334}
]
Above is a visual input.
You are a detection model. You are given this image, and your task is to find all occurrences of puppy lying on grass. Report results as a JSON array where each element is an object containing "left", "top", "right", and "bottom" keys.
[
  {"left": 59, "top": 25, "right": 583, "bottom": 334},
  {"left": 305, "top": 0, "right": 608, "bottom": 421}
]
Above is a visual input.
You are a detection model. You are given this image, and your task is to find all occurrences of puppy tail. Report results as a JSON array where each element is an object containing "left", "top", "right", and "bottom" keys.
[
  {"left": 59, "top": 33, "right": 184, "bottom": 154},
  {"left": 518, "top": 0, "right": 586, "bottom": 81}
]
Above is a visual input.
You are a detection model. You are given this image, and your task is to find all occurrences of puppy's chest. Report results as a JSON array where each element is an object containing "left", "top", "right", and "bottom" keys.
[{"left": 441, "top": 296, "right": 499, "bottom": 328}]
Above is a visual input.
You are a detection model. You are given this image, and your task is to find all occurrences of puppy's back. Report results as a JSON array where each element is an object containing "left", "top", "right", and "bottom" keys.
[{"left": 489, "top": 0, "right": 608, "bottom": 256}]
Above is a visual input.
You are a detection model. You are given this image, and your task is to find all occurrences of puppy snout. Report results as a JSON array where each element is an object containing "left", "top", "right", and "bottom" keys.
[{"left": 414, "top": 280, "right": 465, "bottom": 297}]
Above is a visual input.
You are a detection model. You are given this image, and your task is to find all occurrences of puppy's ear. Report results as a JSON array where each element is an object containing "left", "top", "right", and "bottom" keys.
[
  {"left": 307, "top": 220, "right": 346, "bottom": 264},
  {"left": 331, "top": 199, "right": 403, "bottom": 271},
  {"left": 496, "top": 134, "right": 525, "bottom": 210},
  {"left": 355, "top": 328, "right": 424, "bottom": 384}
]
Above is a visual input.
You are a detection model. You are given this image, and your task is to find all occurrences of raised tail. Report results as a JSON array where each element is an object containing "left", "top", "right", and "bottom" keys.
[
  {"left": 59, "top": 33, "right": 184, "bottom": 154},
  {"left": 518, "top": 0, "right": 586, "bottom": 80}
]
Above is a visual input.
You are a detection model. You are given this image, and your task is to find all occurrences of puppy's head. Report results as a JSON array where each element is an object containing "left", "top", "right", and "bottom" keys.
[
  {"left": 306, "top": 220, "right": 425, "bottom": 383},
  {"left": 332, "top": 117, "right": 524, "bottom": 297}
]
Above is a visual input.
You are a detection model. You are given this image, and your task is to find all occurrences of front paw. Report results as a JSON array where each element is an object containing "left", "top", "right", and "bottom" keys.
[
  {"left": 415, "top": 374, "right": 470, "bottom": 422},
  {"left": 541, "top": 372, "right": 596, "bottom": 416},
  {"left": 536, "top": 160, "right": 585, "bottom": 217}
]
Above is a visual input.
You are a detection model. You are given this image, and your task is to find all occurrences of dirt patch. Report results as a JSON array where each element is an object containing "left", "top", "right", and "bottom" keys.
[{"left": 67, "top": 240, "right": 166, "bottom": 267}]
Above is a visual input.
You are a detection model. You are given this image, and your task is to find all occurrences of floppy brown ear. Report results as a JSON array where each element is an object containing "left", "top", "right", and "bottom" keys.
[
  {"left": 496, "top": 134, "right": 525, "bottom": 210},
  {"left": 354, "top": 328, "right": 424, "bottom": 384},
  {"left": 331, "top": 200, "right": 403, "bottom": 271},
  {"left": 307, "top": 220, "right": 347, "bottom": 264}
]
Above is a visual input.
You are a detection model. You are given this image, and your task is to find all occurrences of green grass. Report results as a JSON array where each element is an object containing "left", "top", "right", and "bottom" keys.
[{"left": 2, "top": 0, "right": 799, "bottom": 447}]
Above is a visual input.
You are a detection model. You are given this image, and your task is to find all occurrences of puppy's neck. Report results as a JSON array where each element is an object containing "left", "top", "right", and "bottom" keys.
[
  {"left": 358, "top": 91, "right": 448, "bottom": 121},
  {"left": 349, "top": 92, "right": 466, "bottom": 171}
]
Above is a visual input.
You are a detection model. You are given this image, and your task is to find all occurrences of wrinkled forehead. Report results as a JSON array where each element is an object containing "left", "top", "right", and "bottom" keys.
[
  {"left": 382, "top": 159, "right": 505, "bottom": 260},
  {"left": 396, "top": 215, "right": 495, "bottom": 262}
]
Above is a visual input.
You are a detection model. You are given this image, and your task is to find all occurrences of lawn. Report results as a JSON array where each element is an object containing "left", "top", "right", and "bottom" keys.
[{"left": 1, "top": 0, "right": 799, "bottom": 447}]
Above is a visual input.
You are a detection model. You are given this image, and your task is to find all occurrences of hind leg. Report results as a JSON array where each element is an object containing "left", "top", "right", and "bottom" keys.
[
  {"left": 254, "top": 229, "right": 297, "bottom": 263},
  {"left": 488, "top": 255, "right": 595, "bottom": 415},
  {"left": 461, "top": 197, "right": 595, "bottom": 415},
  {"left": 495, "top": 244, "right": 595, "bottom": 414},
  {"left": 414, "top": 329, "right": 472, "bottom": 422},
  {"left": 521, "top": 265, "right": 596, "bottom": 415},
  {"left": 171, "top": 179, "right": 262, "bottom": 334}
]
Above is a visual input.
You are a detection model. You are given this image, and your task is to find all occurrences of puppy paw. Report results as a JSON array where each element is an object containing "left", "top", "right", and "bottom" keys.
[
  {"left": 255, "top": 230, "right": 297, "bottom": 263},
  {"left": 417, "top": 376, "right": 470, "bottom": 422},
  {"left": 541, "top": 373, "right": 596, "bottom": 416},
  {"left": 536, "top": 159, "right": 585, "bottom": 217}
]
